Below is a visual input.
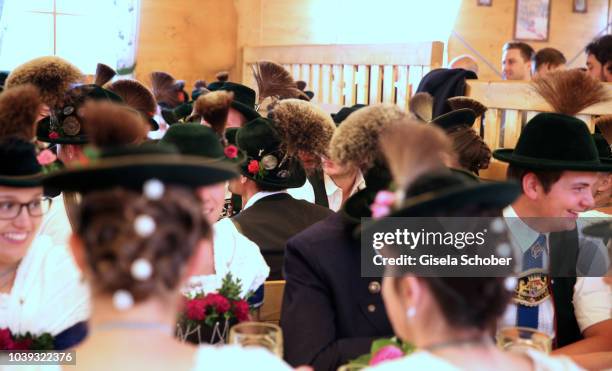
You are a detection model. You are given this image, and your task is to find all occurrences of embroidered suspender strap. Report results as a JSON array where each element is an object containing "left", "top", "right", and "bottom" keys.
[{"left": 516, "top": 234, "right": 547, "bottom": 329}]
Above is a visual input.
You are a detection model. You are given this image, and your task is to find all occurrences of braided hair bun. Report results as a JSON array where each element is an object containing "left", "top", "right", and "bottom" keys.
[{"left": 75, "top": 186, "right": 209, "bottom": 302}]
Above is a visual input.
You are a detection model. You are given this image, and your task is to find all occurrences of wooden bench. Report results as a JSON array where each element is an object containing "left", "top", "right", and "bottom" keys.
[{"left": 255, "top": 280, "right": 286, "bottom": 325}]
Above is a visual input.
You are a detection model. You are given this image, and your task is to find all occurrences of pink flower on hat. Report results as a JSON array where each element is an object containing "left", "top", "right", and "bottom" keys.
[
  {"left": 36, "top": 149, "right": 57, "bottom": 165},
  {"left": 48, "top": 132, "right": 60, "bottom": 140},
  {"left": 224, "top": 145, "right": 238, "bottom": 159},
  {"left": 369, "top": 345, "right": 404, "bottom": 366}
]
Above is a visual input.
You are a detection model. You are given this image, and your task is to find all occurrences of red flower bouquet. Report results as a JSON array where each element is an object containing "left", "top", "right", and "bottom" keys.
[
  {"left": 0, "top": 328, "right": 54, "bottom": 350},
  {"left": 177, "top": 273, "right": 251, "bottom": 344}
]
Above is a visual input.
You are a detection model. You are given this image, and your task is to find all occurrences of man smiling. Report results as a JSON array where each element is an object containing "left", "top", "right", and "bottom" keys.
[{"left": 493, "top": 113, "right": 612, "bottom": 367}]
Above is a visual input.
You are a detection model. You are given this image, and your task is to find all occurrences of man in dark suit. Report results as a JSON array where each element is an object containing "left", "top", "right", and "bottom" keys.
[
  {"left": 231, "top": 117, "right": 332, "bottom": 280},
  {"left": 281, "top": 104, "right": 412, "bottom": 371}
]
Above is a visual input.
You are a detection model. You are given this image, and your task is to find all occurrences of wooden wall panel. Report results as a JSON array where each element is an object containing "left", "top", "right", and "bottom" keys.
[
  {"left": 449, "top": 0, "right": 610, "bottom": 80},
  {"left": 135, "top": 0, "right": 237, "bottom": 90}
]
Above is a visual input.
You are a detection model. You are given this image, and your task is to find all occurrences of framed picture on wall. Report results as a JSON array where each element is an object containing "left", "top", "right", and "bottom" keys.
[
  {"left": 573, "top": 0, "right": 587, "bottom": 13},
  {"left": 477, "top": 0, "right": 492, "bottom": 6},
  {"left": 513, "top": 0, "right": 551, "bottom": 41}
]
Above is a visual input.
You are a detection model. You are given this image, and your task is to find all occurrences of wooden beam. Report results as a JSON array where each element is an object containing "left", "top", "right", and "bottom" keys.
[
  {"left": 243, "top": 42, "right": 444, "bottom": 66},
  {"left": 466, "top": 81, "right": 612, "bottom": 115}
]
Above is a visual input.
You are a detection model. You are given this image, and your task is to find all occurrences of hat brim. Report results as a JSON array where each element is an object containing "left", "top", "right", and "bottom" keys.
[
  {"left": 431, "top": 108, "right": 476, "bottom": 130},
  {"left": 37, "top": 135, "right": 88, "bottom": 145},
  {"left": 231, "top": 101, "right": 260, "bottom": 122},
  {"left": 239, "top": 160, "right": 306, "bottom": 190},
  {"left": 493, "top": 149, "right": 612, "bottom": 172},
  {"left": 389, "top": 182, "right": 520, "bottom": 218},
  {"left": 43, "top": 154, "right": 238, "bottom": 194},
  {"left": 0, "top": 174, "right": 45, "bottom": 188}
]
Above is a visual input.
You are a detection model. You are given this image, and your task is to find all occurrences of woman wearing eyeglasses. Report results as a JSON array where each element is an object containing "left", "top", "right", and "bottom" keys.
[{"left": 0, "top": 137, "right": 89, "bottom": 350}]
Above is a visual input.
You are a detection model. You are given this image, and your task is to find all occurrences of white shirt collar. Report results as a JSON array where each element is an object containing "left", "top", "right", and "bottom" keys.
[
  {"left": 323, "top": 171, "right": 366, "bottom": 197},
  {"left": 243, "top": 190, "right": 288, "bottom": 210},
  {"left": 503, "top": 206, "right": 548, "bottom": 254}
]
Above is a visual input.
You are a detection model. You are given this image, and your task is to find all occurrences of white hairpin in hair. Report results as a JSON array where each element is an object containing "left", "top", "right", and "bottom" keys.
[
  {"left": 496, "top": 243, "right": 511, "bottom": 258},
  {"left": 131, "top": 258, "right": 153, "bottom": 281},
  {"left": 113, "top": 290, "right": 134, "bottom": 311},
  {"left": 134, "top": 215, "right": 156, "bottom": 238},
  {"left": 143, "top": 179, "right": 165, "bottom": 200},
  {"left": 504, "top": 277, "right": 518, "bottom": 292}
]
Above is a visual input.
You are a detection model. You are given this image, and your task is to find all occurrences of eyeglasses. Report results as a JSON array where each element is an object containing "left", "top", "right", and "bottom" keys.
[{"left": 0, "top": 198, "right": 53, "bottom": 220}]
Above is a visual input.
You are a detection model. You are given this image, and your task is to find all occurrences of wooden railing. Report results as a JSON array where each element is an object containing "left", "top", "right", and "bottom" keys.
[
  {"left": 242, "top": 42, "right": 444, "bottom": 112},
  {"left": 466, "top": 80, "right": 612, "bottom": 180}
]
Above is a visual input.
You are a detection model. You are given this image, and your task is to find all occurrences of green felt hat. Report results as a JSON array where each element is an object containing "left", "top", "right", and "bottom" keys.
[
  {"left": 0, "top": 137, "right": 45, "bottom": 188},
  {"left": 215, "top": 82, "right": 260, "bottom": 122},
  {"left": 43, "top": 143, "right": 238, "bottom": 194},
  {"left": 235, "top": 117, "right": 305, "bottom": 190},
  {"left": 430, "top": 108, "right": 477, "bottom": 131},
  {"left": 160, "top": 123, "right": 245, "bottom": 164},
  {"left": 36, "top": 84, "right": 123, "bottom": 144},
  {"left": 161, "top": 102, "right": 193, "bottom": 125},
  {"left": 493, "top": 113, "right": 612, "bottom": 171}
]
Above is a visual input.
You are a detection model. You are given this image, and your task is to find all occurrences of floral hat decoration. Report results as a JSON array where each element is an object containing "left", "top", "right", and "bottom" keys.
[
  {"left": 235, "top": 117, "right": 306, "bottom": 190},
  {"left": 36, "top": 63, "right": 122, "bottom": 144}
]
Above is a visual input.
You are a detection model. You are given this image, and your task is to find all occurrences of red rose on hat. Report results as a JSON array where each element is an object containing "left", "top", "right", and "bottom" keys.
[
  {"left": 224, "top": 145, "right": 238, "bottom": 159},
  {"left": 49, "top": 132, "right": 60, "bottom": 140},
  {"left": 247, "top": 160, "right": 260, "bottom": 174}
]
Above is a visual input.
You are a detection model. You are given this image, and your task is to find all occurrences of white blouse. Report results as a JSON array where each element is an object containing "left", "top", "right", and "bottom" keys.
[
  {"left": 364, "top": 349, "right": 583, "bottom": 371},
  {"left": 37, "top": 193, "right": 72, "bottom": 247},
  {"left": 185, "top": 218, "right": 270, "bottom": 298},
  {"left": 0, "top": 235, "right": 90, "bottom": 336},
  {"left": 193, "top": 344, "right": 291, "bottom": 370}
]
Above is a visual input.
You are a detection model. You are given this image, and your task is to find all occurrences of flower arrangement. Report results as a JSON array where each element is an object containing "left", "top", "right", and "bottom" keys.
[
  {"left": 0, "top": 328, "right": 54, "bottom": 350},
  {"left": 344, "top": 337, "right": 414, "bottom": 369},
  {"left": 177, "top": 273, "right": 251, "bottom": 344}
]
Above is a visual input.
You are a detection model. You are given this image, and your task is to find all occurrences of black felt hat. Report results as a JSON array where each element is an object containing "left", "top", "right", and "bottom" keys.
[
  {"left": 0, "top": 137, "right": 45, "bottom": 187},
  {"left": 331, "top": 104, "right": 366, "bottom": 125},
  {"left": 214, "top": 82, "right": 260, "bottom": 122},
  {"left": 386, "top": 171, "right": 520, "bottom": 218},
  {"left": 160, "top": 123, "right": 245, "bottom": 164},
  {"left": 42, "top": 143, "right": 238, "bottom": 194},
  {"left": 36, "top": 84, "right": 123, "bottom": 144},
  {"left": 430, "top": 108, "right": 477, "bottom": 131},
  {"left": 493, "top": 113, "right": 612, "bottom": 171},
  {"left": 235, "top": 117, "right": 305, "bottom": 190}
]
